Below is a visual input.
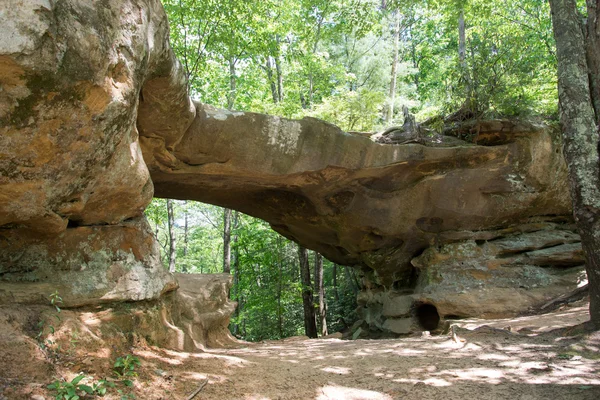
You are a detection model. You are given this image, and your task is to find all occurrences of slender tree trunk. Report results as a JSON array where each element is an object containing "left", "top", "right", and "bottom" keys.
[
  {"left": 550, "top": 0, "right": 600, "bottom": 327},
  {"left": 411, "top": 42, "right": 420, "bottom": 91},
  {"left": 167, "top": 199, "right": 176, "bottom": 273},
  {"left": 458, "top": 10, "right": 467, "bottom": 79},
  {"left": 458, "top": 10, "right": 473, "bottom": 111},
  {"left": 183, "top": 201, "right": 188, "bottom": 257},
  {"left": 227, "top": 57, "right": 236, "bottom": 110},
  {"left": 277, "top": 236, "right": 284, "bottom": 338},
  {"left": 298, "top": 245, "right": 318, "bottom": 338},
  {"left": 332, "top": 263, "right": 339, "bottom": 302},
  {"left": 344, "top": 265, "right": 360, "bottom": 295},
  {"left": 387, "top": 9, "right": 400, "bottom": 123},
  {"left": 315, "top": 253, "right": 328, "bottom": 336},
  {"left": 308, "top": 73, "right": 315, "bottom": 106},
  {"left": 265, "top": 57, "right": 278, "bottom": 103},
  {"left": 223, "top": 208, "right": 232, "bottom": 274},
  {"left": 275, "top": 37, "right": 284, "bottom": 102},
  {"left": 231, "top": 211, "right": 240, "bottom": 334}
]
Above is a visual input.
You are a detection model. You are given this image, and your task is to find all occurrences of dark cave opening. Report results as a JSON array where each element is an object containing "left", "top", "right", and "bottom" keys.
[{"left": 415, "top": 303, "right": 440, "bottom": 331}]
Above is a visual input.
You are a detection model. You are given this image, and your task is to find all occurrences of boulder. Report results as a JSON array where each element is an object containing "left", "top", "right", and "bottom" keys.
[
  {"left": 161, "top": 273, "right": 238, "bottom": 351},
  {"left": 357, "top": 223, "right": 586, "bottom": 332}
]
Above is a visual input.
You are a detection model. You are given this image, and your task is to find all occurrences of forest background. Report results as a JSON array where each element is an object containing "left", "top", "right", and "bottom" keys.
[{"left": 147, "top": 0, "right": 563, "bottom": 341}]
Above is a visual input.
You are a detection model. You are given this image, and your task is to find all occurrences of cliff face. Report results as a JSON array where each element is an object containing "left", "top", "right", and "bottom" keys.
[
  {"left": 0, "top": 0, "right": 189, "bottom": 304},
  {"left": 0, "top": 0, "right": 584, "bottom": 336}
]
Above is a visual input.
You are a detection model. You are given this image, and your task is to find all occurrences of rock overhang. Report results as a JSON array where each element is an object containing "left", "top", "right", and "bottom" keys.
[{"left": 0, "top": 0, "right": 584, "bottom": 333}]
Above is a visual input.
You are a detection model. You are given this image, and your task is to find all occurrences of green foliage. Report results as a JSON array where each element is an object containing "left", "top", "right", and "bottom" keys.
[
  {"left": 47, "top": 374, "right": 94, "bottom": 400},
  {"left": 113, "top": 355, "right": 141, "bottom": 387},
  {"left": 50, "top": 290, "right": 63, "bottom": 313},
  {"left": 230, "top": 215, "right": 304, "bottom": 340},
  {"left": 311, "top": 88, "right": 386, "bottom": 131},
  {"left": 46, "top": 355, "right": 138, "bottom": 399},
  {"left": 161, "top": 0, "right": 558, "bottom": 126},
  {"left": 37, "top": 291, "right": 63, "bottom": 353},
  {"left": 91, "top": 378, "right": 116, "bottom": 396},
  {"left": 145, "top": 199, "right": 357, "bottom": 341}
]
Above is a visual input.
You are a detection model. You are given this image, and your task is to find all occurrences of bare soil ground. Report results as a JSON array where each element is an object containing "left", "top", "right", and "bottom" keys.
[{"left": 1, "top": 301, "right": 599, "bottom": 400}]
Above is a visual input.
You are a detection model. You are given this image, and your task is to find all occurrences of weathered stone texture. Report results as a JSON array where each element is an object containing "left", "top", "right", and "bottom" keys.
[
  {"left": 0, "top": 217, "right": 177, "bottom": 306},
  {"left": 146, "top": 106, "right": 573, "bottom": 289},
  {"left": 160, "top": 273, "right": 238, "bottom": 351},
  {"left": 0, "top": 0, "right": 190, "bottom": 307},
  {"left": 0, "top": 0, "right": 192, "bottom": 232},
  {"left": 0, "top": 0, "right": 586, "bottom": 337}
]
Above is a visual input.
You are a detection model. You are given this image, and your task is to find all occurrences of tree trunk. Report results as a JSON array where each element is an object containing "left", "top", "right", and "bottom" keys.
[
  {"left": 277, "top": 236, "right": 284, "bottom": 338},
  {"left": 265, "top": 57, "right": 278, "bottom": 104},
  {"left": 387, "top": 9, "right": 400, "bottom": 123},
  {"left": 167, "top": 199, "right": 176, "bottom": 273},
  {"left": 275, "top": 37, "right": 284, "bottom": 102},
  {"left": 550, "top": 0, "right": 600, "bottom": 327},
  {"left": 344, "top": 265, "right": 360, "bottom": 295},
  {"left": 315, "top": 253, "right": 328, "bottom": 336},
  {"left": 223, "top": 208, "right": 232, "bottom": 274},
  {"left": 298, "top": 245, "right": 318, "bottom": 338},
  {"left": 585, "top": 0, "right": 600, "bottom": 121},
  {"left": 183, "top": 201, "right": 188, "bottom": 257},
  {"left": 458, "top": 9, "right": 473, "bottom": 112},
  {"left": 332, "top": 263, "right": 339, "bottom": 302},
  {"left": 227, "top": 57, "right": 236, "bottom": 110},
  {"left": 232, "top": 211, "right": 240, "bottom": 334}
]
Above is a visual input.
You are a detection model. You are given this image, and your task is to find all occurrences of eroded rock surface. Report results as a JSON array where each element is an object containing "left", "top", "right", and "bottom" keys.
[
  {"left": 160, "top": 273, "right": 238, "bottom": 351},
  {"left": 144, "top": 106, "right": 573, "bottom": 280},
  {"left": 141, "top": 100, "right": 583, "bottom": 332},
  {"left": 0, "top": 0, "right": 190, "bottom": 306},
  {"left": 0, "top": 217, "right": 177, "bottom": 306},
  {"left": 0, "top": 0, "right": 585, "bottom": 336}
]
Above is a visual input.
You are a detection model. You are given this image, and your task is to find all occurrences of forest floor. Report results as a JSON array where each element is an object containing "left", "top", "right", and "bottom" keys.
[{"left": 3, "top": 300, "right": 600, "bottom": 400}]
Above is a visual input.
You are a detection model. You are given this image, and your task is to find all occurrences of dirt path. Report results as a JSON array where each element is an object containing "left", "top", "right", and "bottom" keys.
[
  {"left": 131, "top": 303, "right": 600, "bottom": 400},
  {"left": 3, "top": 303, "right": 599, "bottom": 400}
]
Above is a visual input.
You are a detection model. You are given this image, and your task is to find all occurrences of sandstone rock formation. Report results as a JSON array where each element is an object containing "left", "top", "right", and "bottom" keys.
[
  {"left": 143, "top": 105, "right": 583, "bottom": 332},
  {"left": 0, "top": 0, "right": 585, "bottom": 339},
  {"left": 0, "top": 273, "right": 237, "bottom": 389},
  {"left": 161, "top": 273, "right": 239, "bottom": 351},
  {"left": 0, "top": 0, "right": 185, "bottom": 305},
  {"left": 0, "top": 217, "right": 176, "bottom": 306}
]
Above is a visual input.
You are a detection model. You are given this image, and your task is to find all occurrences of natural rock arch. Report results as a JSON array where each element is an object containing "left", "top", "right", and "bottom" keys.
[{"left": 0, "top": 0, "right": 586, "bottom": 338}]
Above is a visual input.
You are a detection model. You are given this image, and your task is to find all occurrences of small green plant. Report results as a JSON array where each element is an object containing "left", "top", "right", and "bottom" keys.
[
  {"left": 47, "top": 374, "right": 93, "bottom": 400},
  {"left": 36, "top": 291, "right": 64, "bottom": 353},
  {"left": 50, "top": 290, "right": 63, "bottom": 313},
  {"left": 117, "top": 389, "right": 136, "bottom": 400},
  {"left": 113, "top": 355, "right": 141, "bottom": 378},
  {"left": 91, "top": 378, "right": 116, "bottom": 396},
  {"left": 113, "top": 354, "right": 141, "bottom": 395}
]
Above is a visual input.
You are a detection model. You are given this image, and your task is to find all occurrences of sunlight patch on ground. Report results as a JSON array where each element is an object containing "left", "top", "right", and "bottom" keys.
[
  {"left": 316, "top": 385, "right": 393, "bottom": 400},
  {"left": 409, "top": 365, "right": 437, "bottom": 374},
  {"left": 422, "top": 377, "right": 452, "bottom": 386},
  {"left": 477, "top": 353, "right": 514, "bottom": 361},
  {"left": 321, "top": 366, "right": 352, "bottom": 375},
  {"left": 391, "top": 348, "right": 427, "bottom": 355},
  {"left": 135, "top": 349, "right": 184, "bottom": 365},
  {"left": 457, "top": 306, "right": 590, "bottom": 333},
  {"left": 196, "top": 352, "right": 253, "bottom": 366}
]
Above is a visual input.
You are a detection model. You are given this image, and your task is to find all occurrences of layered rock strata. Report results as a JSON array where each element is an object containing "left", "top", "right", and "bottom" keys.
[
  {"left": 0, "top": 0, "right": 187, "bottom": 306},
  {"left": 0, "top": 0, "right": 585, "bottom": 337}
]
